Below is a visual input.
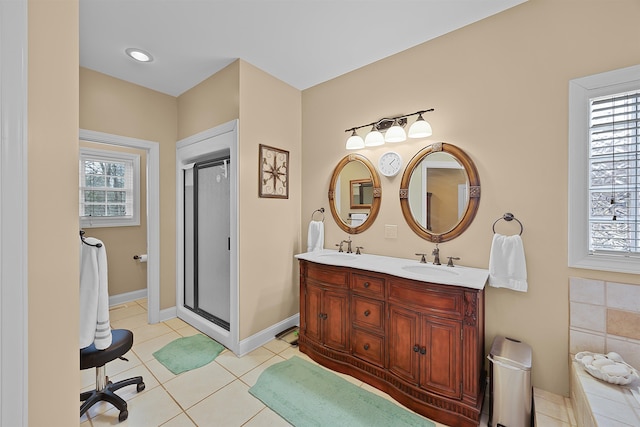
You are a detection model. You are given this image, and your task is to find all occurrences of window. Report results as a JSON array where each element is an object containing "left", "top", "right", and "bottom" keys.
[
  {"left": 80, "top": 148, "right": 140, "bottom": 227},
  {"left": 568, "top": 64, "right": 640, "bottom": 274}
]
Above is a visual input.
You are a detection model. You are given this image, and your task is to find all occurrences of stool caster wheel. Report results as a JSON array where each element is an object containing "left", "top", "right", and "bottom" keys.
[
  {"left": 118, "top": 409, "right": 128, "bottom": 422},
  {"left": 137, "top": 382, "right": 145, "bottom": 392}
]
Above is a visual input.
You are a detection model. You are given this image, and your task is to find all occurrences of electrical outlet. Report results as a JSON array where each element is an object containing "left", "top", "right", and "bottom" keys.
[{"left": 385, "top": 224, "right": 398, "bottom": 239}]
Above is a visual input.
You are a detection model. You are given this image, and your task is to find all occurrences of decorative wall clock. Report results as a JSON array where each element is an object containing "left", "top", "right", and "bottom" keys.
[{"left": 259, "top": 144, "right": 289, "bottom": 198}]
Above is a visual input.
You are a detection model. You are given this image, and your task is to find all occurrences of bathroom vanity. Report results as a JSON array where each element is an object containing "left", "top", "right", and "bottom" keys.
[{"left": 295, "top": 250, "right": 488, "bottom": 427}]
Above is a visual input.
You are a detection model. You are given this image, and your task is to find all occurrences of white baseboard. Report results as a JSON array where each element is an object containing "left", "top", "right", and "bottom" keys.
[
  {"left": 109, "top": 289, "right": 147, "bottom": 307},
  {"left": 238, "top": 313, "right": 300, "bottom": 357}
]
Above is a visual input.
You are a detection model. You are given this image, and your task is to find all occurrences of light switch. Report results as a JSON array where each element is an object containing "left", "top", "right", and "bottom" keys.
[{"left": 385, "top": 224, "right": 398, "bottom": 239}]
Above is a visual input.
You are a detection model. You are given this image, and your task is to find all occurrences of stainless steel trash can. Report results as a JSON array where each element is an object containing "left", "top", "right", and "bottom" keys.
[{"left": 488, "top": 336, "right": 532, "bottom": 427}]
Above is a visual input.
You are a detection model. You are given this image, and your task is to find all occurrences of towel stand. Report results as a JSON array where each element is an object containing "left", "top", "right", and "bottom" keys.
[
  {"left": 311, "top": 207, "right": 325, "bottom": 222},
  {"left": 80, "top": 230, "right": 103, "bottom": 248},
  {"left": 492, "top": 212, "right": 523, "bottom": 235}
]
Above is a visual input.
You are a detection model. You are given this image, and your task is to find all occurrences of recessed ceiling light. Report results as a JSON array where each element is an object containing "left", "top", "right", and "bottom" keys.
[{"left": 125, "top": 48, "right": 153, "bottom": 63}]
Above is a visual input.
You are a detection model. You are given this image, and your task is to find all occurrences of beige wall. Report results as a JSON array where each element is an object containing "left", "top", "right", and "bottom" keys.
[
  {"left": 177, "top": 60, "right": 240, "bottom": 140},
  {"left": 300, "top": 0, "right": 640, "bottom": 395},
  {"left": 80, "top": 68, "right": 178, "bottom": 309},
  {"left": 28, "top": 0, "right": 79, "bottom": 424},
  {"left": 238, "top": 60, "right": 302, "bottom": 339},
  {"left": 79, "top": 141, "right": 148, "bottom": 296},
  {"left": 176, "top": 60, "right": 301, "bottom": 340}
]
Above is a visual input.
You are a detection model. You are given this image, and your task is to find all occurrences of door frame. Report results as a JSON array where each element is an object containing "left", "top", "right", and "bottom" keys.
[
  {"left": 0, "top": 0, "right": 28, "bottom": 423},
  {"left": 176, "top": 120, "right": 239, "bottom": 354},
  {"left": 79, "top": 129, "right": 161, "bottom": 324}
]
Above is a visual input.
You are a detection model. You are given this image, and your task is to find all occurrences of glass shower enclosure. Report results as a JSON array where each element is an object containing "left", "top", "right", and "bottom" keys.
[{"left": 183, "top": 155, "right": 231, "bottom": 331}]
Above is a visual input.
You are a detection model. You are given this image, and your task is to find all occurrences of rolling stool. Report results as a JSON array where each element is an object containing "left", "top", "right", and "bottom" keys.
[{"left": 80, "top": 329, "right": 145, "bottom": 422}]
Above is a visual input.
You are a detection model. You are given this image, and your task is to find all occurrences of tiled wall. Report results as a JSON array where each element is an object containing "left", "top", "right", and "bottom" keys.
[{"left": 569, "top": 277, "right": 640, "bottom": 370}]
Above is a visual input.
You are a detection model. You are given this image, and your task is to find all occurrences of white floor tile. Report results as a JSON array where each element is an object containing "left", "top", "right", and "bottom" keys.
[
  {"left": 187, "top": 379, "right": 265, "bottom": 426},
  {"left": 91, "top": 386, "right": 182, "bottom": 427},
  {"left": 164, "top": 360, "right": 236, "bottom": 410},
  {"left": 244, "top": 407, "right": 293, "bottom": 427}
]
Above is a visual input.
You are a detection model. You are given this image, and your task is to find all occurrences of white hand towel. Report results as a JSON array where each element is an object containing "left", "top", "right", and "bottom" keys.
[
  {"left": 79, "top": 238, "right": 112, "bottom": 349},
  {"left": 307, "top": 220, "right": 324, "bottom": 252},
  {"left": 489, "top": 233, "right": 528, "bottom": 292},
  {"left": 350, "top": 213, "right": 368, "bottom": 227}
]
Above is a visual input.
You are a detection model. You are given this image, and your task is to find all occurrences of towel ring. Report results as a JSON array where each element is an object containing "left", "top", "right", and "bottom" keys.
[
  {"left": 311, "top": 208, "right": 325, "bottom": 222},
  {"left": 79, "top": 230, "right": 103, "bottom": 248},
  {"left": 492, "top": 213, "right": 523, "bottom": 236}
]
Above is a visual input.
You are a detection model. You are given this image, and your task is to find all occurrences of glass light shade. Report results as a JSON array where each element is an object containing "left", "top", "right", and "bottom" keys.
[
  {"left": 345, "top": 130, "right": 365, "bottom": 150},
  {"left": 364, "top": 129, "right": 385, "bottom": 147},
  {"left": 385, "top": 121, "right": 407, "bottom": 143},
  {"left": 408, "top": 115, "right": 432, "bottom": 138}
]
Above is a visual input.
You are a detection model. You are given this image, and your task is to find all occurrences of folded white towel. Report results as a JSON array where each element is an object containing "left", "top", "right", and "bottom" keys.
[
  {"left": 79, "top": 238, "right": 112, "bottom": 349},
  {"left": 489, "top": 233, "right": 528, "bottom": 292},
  {"left": 307, "top": 220, "right": 324, "bottom": 252},
  {"left": 350, "top": 213, "right": 368, "bottom": 227}
]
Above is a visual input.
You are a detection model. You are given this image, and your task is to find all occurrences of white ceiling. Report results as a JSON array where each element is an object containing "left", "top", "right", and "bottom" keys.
[{"left": 80, "top": 0, "right": 526, "bottom": 97}]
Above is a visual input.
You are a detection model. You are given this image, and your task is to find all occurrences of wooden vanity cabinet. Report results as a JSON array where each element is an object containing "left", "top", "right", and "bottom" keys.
[
  {"left": 300, "top": 262, "right": 349, "bottom": 352},
  {"left": 299, "top": 260, "right": 485, "bottom": 427}
]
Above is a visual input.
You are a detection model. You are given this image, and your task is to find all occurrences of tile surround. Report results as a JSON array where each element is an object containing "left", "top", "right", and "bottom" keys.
[{"left": 569, "top": 277, "right": 640, "bottom": 427}]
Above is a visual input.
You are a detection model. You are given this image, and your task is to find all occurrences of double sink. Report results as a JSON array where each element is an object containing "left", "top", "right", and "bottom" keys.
[{"left": 295, "top": 250, "right": 489, "bottom": 290}]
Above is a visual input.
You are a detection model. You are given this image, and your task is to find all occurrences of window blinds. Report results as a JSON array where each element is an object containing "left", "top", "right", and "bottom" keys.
[{"left": 589, "top": 90, "right": 640, "bottom": 254}]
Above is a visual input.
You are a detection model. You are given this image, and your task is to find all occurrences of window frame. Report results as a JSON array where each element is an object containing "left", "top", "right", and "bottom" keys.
[
  {"left": 568, "top": 64, "right": 640, "bottom": 274},
  {"left": 79, "top": 147, "right": 140, "bottom": 228}
]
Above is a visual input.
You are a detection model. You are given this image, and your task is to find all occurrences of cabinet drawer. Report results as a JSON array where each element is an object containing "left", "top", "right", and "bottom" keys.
[
  {"left": 351, "top": 296, "right": 384, "bottom": 333},
  {"left": 389, "top": 280, "right": 463, "bottom": 318},
  {"left": 352, "top": 328, "right": 385, "bottom": 367},
  {"left": 306, "top": 262, "right": 349, "bottom": 288},
  {"left": 351, "top": 273, "right": 385, "bottom": 298}
]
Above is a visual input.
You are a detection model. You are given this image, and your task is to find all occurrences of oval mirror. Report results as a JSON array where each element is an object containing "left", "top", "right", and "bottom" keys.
[
  {"left": 329, "top": 154, "right": 381, "bottom": 234},
  {"left": 400, "top": 142, "right": 480, "bottom": 242}
]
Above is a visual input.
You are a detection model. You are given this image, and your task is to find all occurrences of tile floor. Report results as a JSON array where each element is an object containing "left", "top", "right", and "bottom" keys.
[{"left": 85, "top": 299, "right": 588, "bottom": 426}]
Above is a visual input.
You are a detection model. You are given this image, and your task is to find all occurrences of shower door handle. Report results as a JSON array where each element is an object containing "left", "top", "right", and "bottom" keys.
[{"left": 228, "top": 237, "right": 230, "bottom": 250}]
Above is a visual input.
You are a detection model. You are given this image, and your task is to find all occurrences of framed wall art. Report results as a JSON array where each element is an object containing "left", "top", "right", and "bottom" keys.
[{"left": 259, "top": 144, "right": 289, "bottom": 199}]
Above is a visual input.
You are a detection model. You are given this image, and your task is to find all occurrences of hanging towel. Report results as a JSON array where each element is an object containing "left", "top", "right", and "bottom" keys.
[
  {"left": 489, "top": 233, "right": 528, "bottom": 292},
  {"left": 79, "top": 238, "right": 112, "bottom": 349},
  {"left": 307, "top": 220, "right": 324, "bottom": 252},
  {"left": 350, "top": 213, "right": 368, "bottom": 227}
]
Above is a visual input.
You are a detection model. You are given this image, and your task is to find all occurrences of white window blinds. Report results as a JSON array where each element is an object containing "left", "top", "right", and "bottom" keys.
[{"left": 588, "top": 90, "right": 640, "bottom": 255}]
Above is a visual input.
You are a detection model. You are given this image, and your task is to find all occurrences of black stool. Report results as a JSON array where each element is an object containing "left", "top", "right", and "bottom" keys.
[{"left": 80, "top": 329, "right": 145, "bottom": 422}]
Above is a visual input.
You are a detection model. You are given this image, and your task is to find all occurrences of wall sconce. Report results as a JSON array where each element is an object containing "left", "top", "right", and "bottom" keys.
[{"left": 345, "top": 109, "right": 434, "bottom": 150}]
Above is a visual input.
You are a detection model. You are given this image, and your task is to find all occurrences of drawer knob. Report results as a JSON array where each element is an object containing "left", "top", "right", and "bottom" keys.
[
  {"left": 364, "top": 309, "right": 371, "bottom": 317},
  {"left": 363, "top": 282, "right": 370, "bottom": 288},
  {"left": 420, "top": 347, "right": 427, "bottom": 355},
  {"left": 364, "top": 343, "right": 370, "bottom": 350},
  {"left": 413, "top": 345, "right": 420, "bottom": 353}
]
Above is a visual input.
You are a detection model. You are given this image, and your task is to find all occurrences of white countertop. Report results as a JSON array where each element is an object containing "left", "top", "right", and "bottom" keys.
[{"left": 295, "top": 249, "right": 488, "bottom": 290}]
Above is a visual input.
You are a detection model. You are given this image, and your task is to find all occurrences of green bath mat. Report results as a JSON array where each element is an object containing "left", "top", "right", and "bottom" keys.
[
  {"left": 249, "top": 356, "right": 435, "bottom": 427},
  {"left": 152, "top": 334, "right": 224, "bottom": 375}
]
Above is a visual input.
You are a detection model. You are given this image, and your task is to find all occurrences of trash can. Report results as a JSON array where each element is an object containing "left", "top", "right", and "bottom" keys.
[{"left": 488, "top": 336, "right": 533, "bottom": 427}]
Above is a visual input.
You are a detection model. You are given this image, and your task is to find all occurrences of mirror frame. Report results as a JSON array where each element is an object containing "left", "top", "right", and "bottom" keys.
[
  {"left": 399, "top": 142, "right": 480, "bottom": 242},
  {"left": 329, "top": 153, "right": 381, "bottom": 234}
]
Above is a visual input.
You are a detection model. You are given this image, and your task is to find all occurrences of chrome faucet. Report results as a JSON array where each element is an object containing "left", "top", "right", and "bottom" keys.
[
  {"left": 447, "top": 256, "right": 460, "bottom": 267},
  {"left": 415, "top": 253, "right": 428, "bottom": 263},
  {"left": 336, "top": 241, "right": 344, "bottom": 252},
  {"left": 432, "top": 244, "right": 441, "bottom": 265}
]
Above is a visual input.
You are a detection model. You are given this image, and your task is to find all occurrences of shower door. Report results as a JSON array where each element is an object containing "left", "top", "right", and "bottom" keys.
[{"left": 183, "top": 156, "right": 230, "bottom": 331}]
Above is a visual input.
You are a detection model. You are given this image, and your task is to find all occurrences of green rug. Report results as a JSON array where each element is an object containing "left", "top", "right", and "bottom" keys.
[
  {"left": 249, "top": 356, "right": 435, "bottom": 427},
  {"left": 152, "top": 334, "right": 224, "bottom": 375}
]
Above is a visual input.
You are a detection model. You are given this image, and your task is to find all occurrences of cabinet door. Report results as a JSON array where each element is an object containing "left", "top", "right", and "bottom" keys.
[
  {"left": 323, "top": 290, "right": 349, "bottom": 351},
  {"left": 388, "top": 305, "right": 419, "bottom": 384},
  {"left": 304, "top": 283, "right": 323, "bottom": 343},
  {"left": 420, "top": 315, "right": 462, "bottom": 399}
]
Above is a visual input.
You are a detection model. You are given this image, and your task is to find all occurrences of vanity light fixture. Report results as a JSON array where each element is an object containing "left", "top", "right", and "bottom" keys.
[
  {"left": 345, "top": 109, "right": 434, "bottom": 150},
  {"left": 125, "top": 48, "right": 154, "bottom": 63}
]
